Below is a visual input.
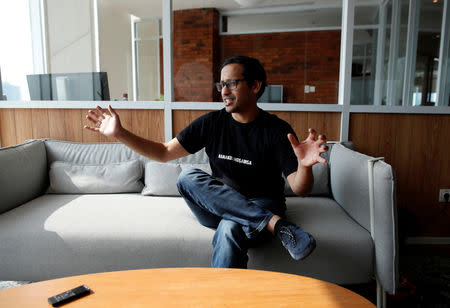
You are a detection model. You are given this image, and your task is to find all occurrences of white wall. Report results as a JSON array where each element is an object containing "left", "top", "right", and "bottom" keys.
[
  {"left": 97, "top": 2, "right": 133, "bottom": 100},
  {"left": 45, "top": 0, "right": 96, "bottom": 73}
]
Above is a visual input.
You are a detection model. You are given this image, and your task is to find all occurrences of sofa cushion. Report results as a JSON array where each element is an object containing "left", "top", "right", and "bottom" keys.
[
  {"left": 48, "top": 160, "right": 144, "bottom": 194},
  {"left": 0, "top": 194, "right": 373, "bottom": 284},
  {"left": 142, "top": 162, "right": 211, "bottom": 196},
  {"left": 142, "top": 162, "right": 181, "bottom": 196},
  {"left": 0, "top": 140, "right": 48, "bottom": 214}
]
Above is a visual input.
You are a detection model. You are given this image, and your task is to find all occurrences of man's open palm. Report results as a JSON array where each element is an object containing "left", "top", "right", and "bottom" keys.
[
  {"left": 288, "top": 128, "right": 328, "bottom": 167},
  {"left": 84, "top": 105, "right": 121, "bottom": 138}
]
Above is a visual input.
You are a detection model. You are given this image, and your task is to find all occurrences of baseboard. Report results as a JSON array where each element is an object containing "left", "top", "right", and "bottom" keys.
[{"left": 405, "top": 237, "right": 450, "bottom": 245}]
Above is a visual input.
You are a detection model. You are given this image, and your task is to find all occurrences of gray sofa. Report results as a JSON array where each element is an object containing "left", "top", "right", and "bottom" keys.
[{"left": 0, "top": 139, "right": 398, "bottom": 299}]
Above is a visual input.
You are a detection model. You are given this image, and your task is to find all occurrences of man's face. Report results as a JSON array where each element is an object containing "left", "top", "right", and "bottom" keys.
[{"left": 220, "top": 63, "right": 258, "bottom": 114}]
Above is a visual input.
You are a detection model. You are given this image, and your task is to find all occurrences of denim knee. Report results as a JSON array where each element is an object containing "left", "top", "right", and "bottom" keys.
[
  {"left": 212, "top": 220, "right": 248, "bottom": 268},
  {"left": 177, "top": 167, "right": 201, "bottom": 193},
  {"left": 212, "top": 220, "right": 246, "bottom": 248}
]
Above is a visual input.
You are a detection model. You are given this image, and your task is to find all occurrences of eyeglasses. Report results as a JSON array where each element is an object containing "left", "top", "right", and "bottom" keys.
[{"left": 215, "top": 79, "right": 246, "bottom": 92}]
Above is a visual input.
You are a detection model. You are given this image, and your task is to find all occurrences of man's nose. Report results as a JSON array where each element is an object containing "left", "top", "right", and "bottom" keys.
[{"left": 222, "top": 85, "right": 231, "bottom": 95}]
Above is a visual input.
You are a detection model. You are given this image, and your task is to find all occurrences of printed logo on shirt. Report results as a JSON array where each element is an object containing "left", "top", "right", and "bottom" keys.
[{"left": 218, "top": 154, "right": 252, "bottom": 166}]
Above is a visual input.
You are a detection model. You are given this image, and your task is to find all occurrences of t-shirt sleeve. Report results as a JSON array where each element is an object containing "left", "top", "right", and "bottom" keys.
[
  {"left": 176, "top": 112, "right": 212, "bottom": 154},
  {"left": 276, "top": 122, "right": 299, "bottom": 177}
]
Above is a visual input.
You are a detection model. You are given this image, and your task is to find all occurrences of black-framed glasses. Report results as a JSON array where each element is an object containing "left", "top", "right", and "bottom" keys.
[{"left": 215, "top": 79, "right": 246, "bottom": 92}]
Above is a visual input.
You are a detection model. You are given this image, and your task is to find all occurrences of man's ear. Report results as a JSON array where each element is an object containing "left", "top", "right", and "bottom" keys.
[{"left": 251, "top": 80, "right": 262, "bottom": 96}]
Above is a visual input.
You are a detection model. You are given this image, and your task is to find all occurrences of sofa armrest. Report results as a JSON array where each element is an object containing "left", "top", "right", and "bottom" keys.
[
  {"left": 0, "top": 140, "right": 48, "bottom": 214},
  {"left": 329, "top": 144, "right": 398, "bottom": 294}
]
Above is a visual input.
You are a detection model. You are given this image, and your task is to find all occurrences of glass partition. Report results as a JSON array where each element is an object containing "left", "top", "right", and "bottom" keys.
[
  {"left": 172, "top": 0, "right": 342, "bottom": 104},
  {"left": 1, "top": 0, "right": 449, "bottom": 107},
  {"left": 410, "top": 0, "right": 443, "bottom": 106},
  {"left": 0, "top": 0, "right": 34, "bottom": 101},
  {"left": 0, "top": 0, "right": 163, "bottom": 102}
]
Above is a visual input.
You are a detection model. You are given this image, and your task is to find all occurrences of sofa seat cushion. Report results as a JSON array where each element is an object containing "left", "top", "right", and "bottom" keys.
[
  {"left": 0, "top": 195, "right": 373, "bottom": 285},
  {"left": 0, "top": 194, "right": 214, "bottom": 281},
  {"left": 248, "top": 197, "right": 374, "bottom": 285}
]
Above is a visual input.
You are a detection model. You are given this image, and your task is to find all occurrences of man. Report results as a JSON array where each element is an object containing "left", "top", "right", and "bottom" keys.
[{"left": 85, "top": 56, "right": 328, "bottom": 268}]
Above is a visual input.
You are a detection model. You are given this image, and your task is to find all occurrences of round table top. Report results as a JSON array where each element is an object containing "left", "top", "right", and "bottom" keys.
[{"left": 0, "top": 267, "right": 376, "bottom": 307}]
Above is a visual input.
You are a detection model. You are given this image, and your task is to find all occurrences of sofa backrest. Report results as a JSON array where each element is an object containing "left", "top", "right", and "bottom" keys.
[
  {"left": 329, "top": 143, "right": 398, "bottom": 294},
  {"left": 0, "top": 140, "right": 48, "bottom": 214},
  {"left": 43, "top": 139, "right": 209, "bottom": 180}
]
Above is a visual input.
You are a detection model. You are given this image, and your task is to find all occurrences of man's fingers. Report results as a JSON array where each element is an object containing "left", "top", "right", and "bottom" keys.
[
  {"left": 83, "top": 125, "right": 99, "bottom": 132},
  {"left": 317, "top": 155, "right": 327, "bottom": 164},
  {"left": 308, "top": 128, "right": 317, "bottom": 140},
  {"left": 287, "top": 133, "right": 300, "bottom": 147},
  {"left": 320, "top": 145, "right": 329, "bottom": 153},
  {"left": 108, "top": 104, "right": 118, "bottom": 117},
  {"left": 96, "top": 105, "right": 106, "bottom": 116},
  {"left": 86, "top": 114, "right": 99, "bottom": 124}
]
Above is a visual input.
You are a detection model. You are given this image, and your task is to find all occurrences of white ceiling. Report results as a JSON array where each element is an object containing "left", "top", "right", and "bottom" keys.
[{"left": 102, "top": 0, "right": 381, "bottom": 19}]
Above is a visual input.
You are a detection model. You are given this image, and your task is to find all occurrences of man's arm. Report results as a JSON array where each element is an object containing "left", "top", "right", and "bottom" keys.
[
  {"left": 84, "top": 105, "right": 189, "bottom": 162},
  {"left": 286, "top": 129, "right": 328, "bottom": 196}
]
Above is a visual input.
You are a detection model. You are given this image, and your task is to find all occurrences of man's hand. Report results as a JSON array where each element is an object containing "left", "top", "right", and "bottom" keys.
[
  {"left": 288, "top": 128, "right": 328, "bottom": 167},
  {"left": 84, "top": 105, "right": 122, "bottom": 138}
]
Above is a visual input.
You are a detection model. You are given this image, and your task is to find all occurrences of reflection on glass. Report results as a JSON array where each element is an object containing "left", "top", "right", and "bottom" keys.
[
  {"left": 445, "top": 40, "right": 450, "bottom": 106},
  {"left": 226, "top": 9, "right": 342, "bottom": 33},
  {"left": 1, "top": 0, "right": 164, "bottom": 101},
  {"left": 390, "top": 0, "right": 409, "bottom": 106},
  {"left": 351, "top": 29, "right": 377, "bottom": 105},
  {"left": 354, "top": 5, "right": 379, "bottom": 25},
  {"left": 135, "top": 19, "right": 162, "bottom": 101},
  {"left": 171, "top": 4, "right": 341, "bottom": 103},
  {"left": 411, "top": 0, "right": 443, "bottom": 106}
]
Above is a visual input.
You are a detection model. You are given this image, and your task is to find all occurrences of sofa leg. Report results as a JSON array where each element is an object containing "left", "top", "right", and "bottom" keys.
[{"left": 376, "top": 280, "right": 386, "bottom": 308}]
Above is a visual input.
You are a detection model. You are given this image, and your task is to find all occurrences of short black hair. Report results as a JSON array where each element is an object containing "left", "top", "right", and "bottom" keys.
[{"left": 221, "top": 56, "right": 267, "bottom": 99}]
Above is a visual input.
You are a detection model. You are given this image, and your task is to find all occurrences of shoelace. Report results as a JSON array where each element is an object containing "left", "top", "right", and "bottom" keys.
[{"left": 279, "top": 227, "right": 296, "bottom": 247}]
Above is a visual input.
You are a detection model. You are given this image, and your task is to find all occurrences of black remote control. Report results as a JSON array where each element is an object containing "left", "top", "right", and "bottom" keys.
[{"left": 48, "top": 284, "right": 91, "bottom": 307}]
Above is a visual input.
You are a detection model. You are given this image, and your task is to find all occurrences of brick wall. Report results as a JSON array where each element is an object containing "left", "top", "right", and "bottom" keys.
[
  {"left": 167, "top": 9, "right": 340, "bottom": 104},
  {"left": 220, "top": 31, "right": 341, "bottom": 104},
  {"left": 173, "top": 8, "right": 220, "bottom": 102}
]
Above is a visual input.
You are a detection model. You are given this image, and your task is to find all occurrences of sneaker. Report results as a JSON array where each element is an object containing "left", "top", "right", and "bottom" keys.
[{"left": 276, "top": 220, "right": 316, "bottom": 260}]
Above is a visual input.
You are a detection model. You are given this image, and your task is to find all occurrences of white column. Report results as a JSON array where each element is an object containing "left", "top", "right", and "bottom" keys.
[
  {"left": 163, "top": 0, "right": 173, "bottom": 142},
  {"left": 29, "top": 0, "right": 46, "bottom": 73},
  {"left": 402, "top": 0, "right": 420, "bottom": 106},
  {"left": 436, "top": 0, "right": 449, "bottom": 106},
  {"left": 373, "top": 1, "right": 387, "bottom": 106},
  {"left": 386, "top": 0, "right": 401, "bottom": 106},
  {"left": 338, "top": 0, "right": 355, "bottom": 142}
]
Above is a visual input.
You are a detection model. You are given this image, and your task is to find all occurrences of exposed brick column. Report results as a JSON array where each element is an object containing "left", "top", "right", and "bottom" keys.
[{"left": 173, "top": 8, "right": 220, "bottom": 102}]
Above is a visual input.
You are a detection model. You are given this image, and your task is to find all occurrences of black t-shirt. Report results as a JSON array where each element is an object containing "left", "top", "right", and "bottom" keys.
[{"left": 176, "top": 108, "right": 298, "bottom": 200}]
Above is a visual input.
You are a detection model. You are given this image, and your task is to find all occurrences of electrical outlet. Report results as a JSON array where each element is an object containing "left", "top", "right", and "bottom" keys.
[{"left": 439, "top": 189, "right": 450, "bottom": 202}]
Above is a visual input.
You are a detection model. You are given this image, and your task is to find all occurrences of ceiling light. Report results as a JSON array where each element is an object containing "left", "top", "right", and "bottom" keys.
[{"left": 234, "top": 0, "right": 266, "bottom": 7}]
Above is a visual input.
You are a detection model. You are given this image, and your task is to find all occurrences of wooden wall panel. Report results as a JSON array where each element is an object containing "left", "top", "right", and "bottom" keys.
[
  {"left": 0, "top": 109, "right": 165, "bottom": 147},
  {"left": 14, "top": 109, "right": 33, "bottom": 143},
  {"left": 172, "top": 110, "right": 341, "bottom": 142},
  {"left": 147, "top": 110, "right": 165, "bottom": 143},
  {"left": 31, "top": 109, "right": 50, "bottom": 139},
  {"left": 0, "top": 109, "right": 17, "bottom": 147},
  {"left": 172, "top": 110, "right": 210, "bottom": 136},
  {"left": 272, "top": 111, "right": 341, "bottom": 141},
  {"left": 350, "top": 113, "right": 450, "bottom": 237}
]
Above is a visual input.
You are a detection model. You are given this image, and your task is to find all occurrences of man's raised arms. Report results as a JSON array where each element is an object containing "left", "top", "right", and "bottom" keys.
[{"left": 84, "top": 105, "right": 189, "bottom": 162}]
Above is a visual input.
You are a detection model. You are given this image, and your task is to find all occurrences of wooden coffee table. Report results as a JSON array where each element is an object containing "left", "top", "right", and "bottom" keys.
[{"left": 0, "top": 268, "right": 375, "bottom": 307}]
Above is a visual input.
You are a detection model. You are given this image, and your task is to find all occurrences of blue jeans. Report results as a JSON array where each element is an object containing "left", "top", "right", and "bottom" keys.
[{"left": 177, "top": 167, "right": 286, "bottom": 268}]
